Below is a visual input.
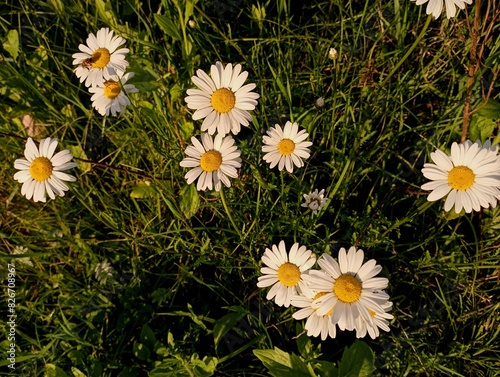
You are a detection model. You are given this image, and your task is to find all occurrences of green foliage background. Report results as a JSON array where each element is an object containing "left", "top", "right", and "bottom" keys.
[{"left": 1, "top": 0, "right": 499, "bottom": 376}]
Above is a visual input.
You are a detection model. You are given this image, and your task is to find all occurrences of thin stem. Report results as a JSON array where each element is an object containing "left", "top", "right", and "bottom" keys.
[
  {"left": 220, "top": 188, "right": 242, "bottom": 239},
  {"left": 380, "top": 15, "right": 432, "bottom": 88}
]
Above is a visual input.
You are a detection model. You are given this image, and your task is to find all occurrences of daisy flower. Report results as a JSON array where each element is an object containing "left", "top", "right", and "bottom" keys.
[
  {"left": 410, "top": 0, "right": 472, "bottom": 19},
  {"left": 185, "top": 61, "right": 260, "bottom": 136},
  {"left": 421, "top": 140, "right": 500, "bottom": 214},
  {"left": 257, "top": 241, "right": 316, "bottom": 308},
  {"left": 88, "top": 72, "right": 138, "bottom": 117},
  {"left": 291, "top": 291, "right": 337, "bottom": 340},
  {"left": 309, "top": 247, "right": 390, "bottom": 331},
  {"left": 179, "top": 133, "right": 241, "bottom": 191},
  {"left": 301, "top": 188, "right": 328, "bottom": 214},
  {"left": 262, "top": 121, "right": 312, "bottom": 173},
  {"left": 72, "top": 27, "right": 130, "bottom": 88},
  {"left": 13, "top": 137, "right": 78, "bottom": 203},
  {"left": 354, "top": 299, "right": 393, "bottom": 339}
]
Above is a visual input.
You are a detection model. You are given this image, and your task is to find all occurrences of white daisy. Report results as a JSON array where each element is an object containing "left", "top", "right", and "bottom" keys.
[
  {"left": 411, "top": 0, "right": 472, "bottom": 19},
  {"left": 291, "top": 291, "right": 337, "bottom": 340},
  {"left": 257, "top": 241, "right": 316, "bottom": 308},
  {"left": 421, "top": 140, "right": 500, "bottom": 214},
  {"left": 185, "top": 61, "right": 260, "bottom": 136},
  {"left": 309, "top": 248, "right": 390, "bottom": 331},
  {"left": 179, "top": 133, "right": 241, "bottom": 191},
  {"left": 262, "top": 121, "right": 312, "bottom": 173},
  {"left": 95, "top": 260, "right": 115, "bottom": 285},
  {"left": 301, "top": 188, "right": 328, "bottom": 214},
  {"left": 88, "top": 72, "right": 138, "bottom": 117},
  {"left": 72, "top": 27, "right": 130, "bottom": 88},
  {"left": 13, "top": 137, "right": 78, "bottom": 203},
  {"left": 354, "top": 299, "right": 393, "bottom": 339},
  {"left": 12, "top": 246, "right": 34, "bottom": 267}
]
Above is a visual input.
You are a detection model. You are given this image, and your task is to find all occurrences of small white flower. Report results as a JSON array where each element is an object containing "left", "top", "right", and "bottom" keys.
[
  {"left": 179, "top": 133, "right": 242, "bottom": 191},
  {"left": 95, "top": 260, "right": 114, "bottom": 285},
  {"left": 328, "top": 47, "right": 338, "bottom": 60},
  {"left": 421, "top": 140, "right": 500, "bottom": 214},
  {"left": 262, "top": 121, "right": 312, "bottom": 173},
  {"left": 257, "top": 241, "right": 316, "bottom": 308},
  {"left": 13, "top": 137, "right": 78, "bottom": 202},
  {"left": 88, "top": 72, "right": 138, "bottom": 117},
  {"left": 72, "top": 27, "right": 130, "bottom": 87},
  {"left": 12, "top": 246, "right": 34, "bottom": 267},
  {"left": 411, "top": 0, "right": 473, "bottom": 19},
  {"left": 301, "top": 189, "right": 327, "bottom": 215},
  {"left": 185, "top": 61, "right": 260, "bottom": 136}
]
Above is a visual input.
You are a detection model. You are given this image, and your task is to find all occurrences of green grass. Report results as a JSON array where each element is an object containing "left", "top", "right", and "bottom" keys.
[{"left": 1, "top": 0, "right": 500, "bottom": 376}]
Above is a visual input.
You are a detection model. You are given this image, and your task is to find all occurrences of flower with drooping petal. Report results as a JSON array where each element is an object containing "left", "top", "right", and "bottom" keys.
[
  {"left": 410, "top": 0, "right": 473, "bottom": 19},
  {"left": 257, "top": 241, "right": 316, "bottom": 308},
  {"left": 185, "top": 61, "right": 260, "bottom": 136},
  {"left": 421, "top": 140, "right": 500, "bottom": 214},
  {"left": 72, "top": 27, "right": 130, "bottom": 87},
  {"left": 301, "top": 188, "right": 328, "bottom": 214},
  {"left": 291, "top": 290, "right": 337, "bottom": 340},
  {"left": 262, "top": 121, "right": 312, "bottom": 173},
  {"left": 88, "top": 72, "right": 138, "bottom": 117},
  {"left": 309, "top": 247, "right": 391, "bottom": 331},
  {"left": 180, "top": 133, "right": 241, "bottom": 191},
  {"left": 13, "top": 137, "right": 78, "bottom": 203},
  {"left": 354, "top": 298, "right": 393, "bottom": 339}
]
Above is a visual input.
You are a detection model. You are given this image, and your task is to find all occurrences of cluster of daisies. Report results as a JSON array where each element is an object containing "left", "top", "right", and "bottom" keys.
[
  {"left": 257, "top": 241, "right": 393, "bottom": 340},
  {"left": 72, "top": 27, "right": 138, "bottom": 117}
]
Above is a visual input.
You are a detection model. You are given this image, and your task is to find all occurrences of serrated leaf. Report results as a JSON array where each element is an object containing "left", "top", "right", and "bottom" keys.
[
  {"left": 179, "top": 183, "right": 200, "bottom": 218},
  {"left": 141, "top": 324, "right": 156, "bottom": 349},
  {"left": 476, "top": 99, "right": 500, "bottom": 119},
  {"left": 337, "top": 341, "right": 375, "bottom": 377},
  {"left": 3, "top": 30, "right": 19, "bottom": 60},
  {"left": 154, "top": 14, "right": 181, "bottom": 40},
  {"left": 213, "top": 308, "right": 247, "bottom": 347},
  {"left": 253, "top": 347, "right": 316, "bottom": 377},
  {"left": 468, "top": 115, "right": 496, "bottom": 144}
]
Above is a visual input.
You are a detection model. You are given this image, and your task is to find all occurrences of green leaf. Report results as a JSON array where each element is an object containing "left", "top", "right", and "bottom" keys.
[
  {"left": 154, "top": 14, "right": 181, "bottom": 41},
  {"left": 475, "top": 99, "right": 500, "bottom": 119},
  {"left": 180, "top": 121, "right": 194, "bottom": 140},
  {"left": 68, "top": 145, "right": 91, "bottom": 173},
  {"left": 133, "top": 342, "right": 151, "bottom": 361},
  {"left": 253, "top": 347, "right": 316, "bottom": 377},
  {"left": 130, "top": 181, "right": 156, "bottom": 199},
  {"left": 179, "top": 183, "right": 200, "bottom": 218},
  {"left": 71, "top": 367, "right": 87, "bottom": 377},
  {"left": 337, "top": 341, "right": 376, "bottom": 377},
  {"left": 468, "top": 115, "right": 496, "bottom": 144},
  {"left": 191, "top": 355, "right": 218, "bottom": 377},
  {"left": 44, "top": 364, "right": 69, "bottom": 377},
  {"left": 213, "top": 307, "right": 247, "bottom": 347},
  {"left": 170, "top": 83, "right": 183, "bottom": 102},
  {"left": 3, "top": 30, "right": 19, "bottom": 60},
  {"left": 141, "top": 324, "right": 156, "bottom": 349}
]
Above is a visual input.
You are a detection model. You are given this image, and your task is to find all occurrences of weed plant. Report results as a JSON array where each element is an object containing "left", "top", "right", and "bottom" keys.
[{"left": 1, "top": 0, "right": 499, "bottom": 376}]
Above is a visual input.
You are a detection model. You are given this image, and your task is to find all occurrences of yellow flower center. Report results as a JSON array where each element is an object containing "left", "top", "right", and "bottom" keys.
[
  {"left": 29, "top": 157, "right": 53, "bottom": 181},
  {"left": 313, "top": 292, "right": 333, "bottom": 315},
  {"left": 211, "top": 88, "right": 236, "bottom": 113},
  {"left": 200, "top": 150, "right": 223, "bottom": 172},
  {"left": 91, "top": 48, "right": 111, "bottom": 69},
  {"left": 277, "top": 138, "right": 295, "bottom": 156},
  {"left": 333, "top": 274, "right": 362, "bottom": 303},
  {"left": 448, "top": 165, "right": 475, "bottom": 190},
  {"left": 104, "top": 80, "right": 121, "bottom": 99},
  {"left": 277, "top": 262, "right": 300, "bottom": 287}
]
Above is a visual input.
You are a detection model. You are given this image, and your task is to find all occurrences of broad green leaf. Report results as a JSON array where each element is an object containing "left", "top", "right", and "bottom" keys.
[
  {"left": 68, "top": 145, "right": 91, "bottom": 173},
  {"left": 71, "top": 367, "right": 87, "bottom": 377},
  {"left": 253, "top": 347, "right": 316, "bottom": 377},
  {"left": 468, "top": 115, "right": 496, "bottom": 144},
  {"left": 170, "top": 83, "right": 183, "bottom": 102},
  {"left": 180, "top": 121, "right": 194, "bottom": 140},
  {"left": 44, "top": 364, "right": 69, "bottom": 377},
  {"left": 213, "top": 308, "right": 247, "bottom": 347},
  {"left": 154, "top": 14, "right": 181, "bottom": 41},
  {"left": 191, "top": 355, "right": 218, "bottom": 377},
  {"left": 179, "top": 183, "right": 200, "bottom": 218},
  {"left": 337, "top": 341, "right": 376, "bottom": 377},
  {"left": 133, "top": 342, "right": 151, "bottom": 360},
  {"left": 130, "top": 181, "right": 156, "bottom": 199},
  {"left": 475, "top": 98, "right": 500, "bottom": 119},
  {"left": 3, "top": 30, "right": 19, "bottom": 60},
  {"left": 141, "top": 324, "right": 156, "bottom": 349}
]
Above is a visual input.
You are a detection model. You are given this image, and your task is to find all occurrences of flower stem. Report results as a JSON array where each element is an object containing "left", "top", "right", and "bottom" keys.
[{"left": 220, "top": 188, "right": 242, "bottom": 239}]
